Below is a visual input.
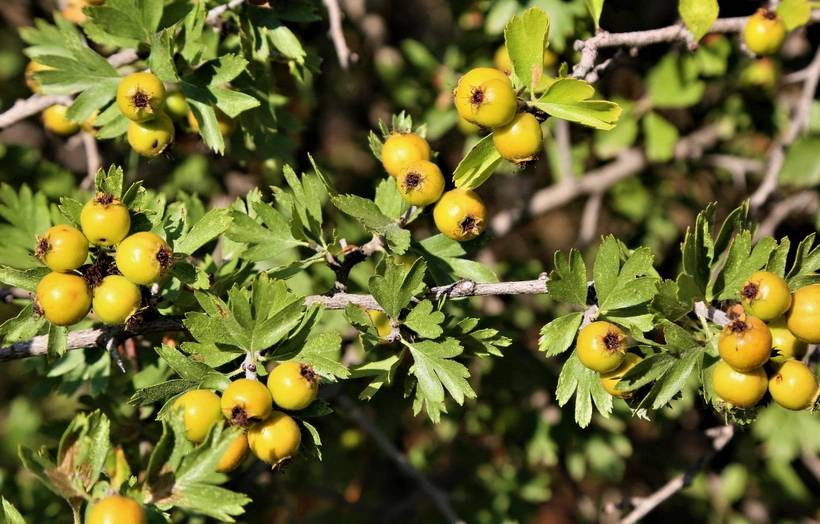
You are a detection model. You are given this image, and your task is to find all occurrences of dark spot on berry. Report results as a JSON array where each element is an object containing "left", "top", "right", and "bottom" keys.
[
  {"left": 96, "top": 193, "right": 115, "bottom": 206},
  {"left": 741, "top": 282, "right": 759, "bottom": 301},
  {"left": 151, "top": 140, "right": 159, "bottom": 149},
  {"left": 35, "top": 237, "right": 50, "bottom": 259},
  {"left": 459, "top": 215, "right": 481, "bottom": 235},
  {"left": 300, "top": 363, "right": 318, "bottom": 384},
  {"left": 231, "top": 405, "right": 249, "bottom": 427},
  {"left": 728, "top": 319, "right": 748, "bottom": 333},
  {"left": 156, "top": 246, "right": 173, "bottom": 270},
  {"left": 470, "top": 87, "right": 485, "bottom": 106},
  {"left": 132, "top": 90, "right": 150, "bottom": 109},
  {"left": 603, "top": 331, "right": 622, "bottom": 351},
  {"left": 760, "top": 8, "right": 777, "bottom": 20},
  {"left": 403, "top": 171, "right": 421, "bottom": 191}
]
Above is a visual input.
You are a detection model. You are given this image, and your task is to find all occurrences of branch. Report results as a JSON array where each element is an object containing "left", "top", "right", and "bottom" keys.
[
  {"left": 205, "top": 0, "right": 244, "bottom": 26},
  {"left": 572, "top": 11, "right": 820, "bottom": 81},
  {"left": 336, "top": 396, "right": 465, "bottom": 524},
  {"left": 322, "top": 0, "right": 354, "bottom": 69},
  {"left": 755, "top": 190, "right": 819, "bottom": 240},
  {"left": 618, "top": 425, "right": 735, "bottom": 524},
  {"left": 750, "top": 45, "right": 820, "bottom": 210},
  {"left": 80, "top": 131, "right": 101, "bottom": 191},
  {"left": 491, "top": 124, "right": 725, "bottom": 236}
]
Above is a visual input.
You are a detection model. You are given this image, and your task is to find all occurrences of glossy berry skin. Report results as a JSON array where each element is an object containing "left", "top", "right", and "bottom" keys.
[
  {"left": 492, "top": 112, "right": 543, "bottom": 163},
  {"left": 164, "top": 91, "right": 189, "bottom": 120},
  {"left": 718, "top": 315, "right": 772, "bottom": 371},
  {"left": 247, "top": 411, "right": 301, "bottom": 465},
  {"left": 87, "top": 495, "right": 146, "bottom": 524},
  {"left": 116, "top": 72, "right": 166, "bottom": 122},
  {"left": 217, "top": 432, "right": 250, "bottom": 473},
  {"left": 433, "top": 189, "right": 487, "bottom": 242},
  {"left": 92, "top": 275, "right": 141, "bottom": 325},
  {"left": 368, "top": 309, "right": 392, "bottom": 338},
  {"left": 115, "top": 232, "right": 173, "bottom": 285},
  {"left": 786, "top": 284, "right": 820, "bottom": 343},
  {"left": 743, "top": 9, "right": 786, "bottom": 56},
  {"left": 600, "top": 353, "right": 641, "bottom": 398},
  {"left": 396, "top": 160, "right": 445, "bottom": 206},
  {"left": 769, "top": 317, "right": 807, "bottom": 363},
  {"left": 36, "top": 272, "right": 91, "bottom": 326},
  {"left": 173, "top": 389, "right": 222, "bottom": 443},
  {"left": 454, "top": 69, "right": 517, "bottom": 128},
  {"left": 712, "top": 360, "right": 768, "bottom": 408},
  {"left": 768, "top": 360, "right": 818, "bottom": 411},
  {"left": 267, "top": 361, "right": 319, "bottom": 411},
  {"left": 221, "top": 378, "right": 273, "bottom": 426},
  {"left": 80, "top": 194, "right": 131, "bottom": 247},
  {"left": 35, "top": 224, "right": 89, "bottom": 272},
  {"left": 741, "top": 271, "right": 791, "bottom": 321},
  {"left": 381, "top": 132, "right": 431, "bottom": 177},
  {"left": 43, "top": 105, "right": 80, "bottom": 136},
  {"left": 127, "top": 112, "right": 175, "bottom": 157},
  {"left": 576, "top": 321, "right": 626, "bottom": 373}
]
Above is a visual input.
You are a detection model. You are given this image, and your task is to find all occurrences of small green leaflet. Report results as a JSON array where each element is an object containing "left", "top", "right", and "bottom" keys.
[
  {"left": 533, "top": 78, "right": 622, "bottom": 130},
  {"left": 405, "top": 300, "right": 445, "bottom": 339},
  {"left": 407, "top": 338, "right": 475, "bottom": 423},
  {"left": 547, "top": 248, "right": 587, "bottom": 307},
  {"left": 504, "top": 7, "right": 550, "bottom": 98},
  {"left": 585, "top": 0, "right": 604, "bottom": 28},
  {"left": 1, "top": 498, "right": 25, "bottom": 524},
  {"left": 714, "top": 232, "right": 777, "bottom": 300},
  {"left": 350, "top": 354, "right": 403, "bottom": 401},
  {"left": 776, "top": 0, "right": 811, "bottom": 31},
  {"left": 332, "top": 194, "right": 410, "bottom": 253},
  {"left": 538, "top": 312, "right": 583, "bottom": 356},
  {"left": 593, "top": 236, "right": 659, "bottom": 314},
  {"left": 679, "top": 0, "right": 718, "bottom": 41},
  {"left": 452, "top": 134, "right": 503, "bottom": 190},
  {"left": 556, "top": 351, "right": 612, "bottom": 428},
  {"left": 785, "top": 234, "right": 820, "bottom": 289},
  {"left": 643, "top": 112, "right": 678, "bottom": 162},
  {"left": 368, "top": 258, "right": 426, "bottom": 319}
]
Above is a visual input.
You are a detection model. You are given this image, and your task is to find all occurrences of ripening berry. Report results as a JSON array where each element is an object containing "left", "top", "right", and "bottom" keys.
[
  {"left": 80, "top": 193, "right": 131, "bottom": 247},
  {"left": 454, "top": 68, "right": 517, "bottom": 128},
  {"left": 492, "top": 112, "right": 543, "bottom": 163},
  {"left": 164, "top": 91, "right": 189, "bottom": 121},
  {"left": 381, "top": 132, "right": 431, "bottom": 177},
  {"left": 87, "top": 495, "right": 146, "bottom": 524},
  {"left": 740, "top": 271, "right": 791, "bottom": 321},
  {"left": 743, "top": 8, "right": 786, "bottom": 56},
  {"left": 433, "top": 188, "right": 487, "bottom": 241},
  {"left": 173, "top": 389, "right": 222, "bottom": 443},
  {"left": 786, "top": 284, "right": 820, "bottom": 343},
  {"left": 267, "top": 361, "right": 319, "bottom": 411},
  {"left": 42, "top": 105, "right": 80, "bottom": 136},
  {"left": 768, "top": 360, "right": 818, "bottom": 411},
  {"left": 25, "top": 61, "right": 53, "bottom": 93},
  {"left": 768, "top": 317, "right": 807, "bottom": 363},
  {"left": 92, "top": 275, "right": 141, "bottom": 325},
  {"left": 116, "top": 72, "right": 166, "bottom": 122},
  {"left": 740, "top": 58, "right": 778, "bottom": 91},
  {"left": 600, "top": 353, "right": 642, "bottom": 398},
  {"left": 115, "top": 232, "right": 173, "bottom": 285},
  {"left": 247, "top": 411, "right": 301, "bottom": 465},
  {"left": 36, "top": 272, "right": 91, "bottom": 326},
  {"left": 368, "top": 309, "right": 392, "bottom": 338},
  {"left": 576, "top": 321, "right": 626, "bottom": 373},
  {"left": 718, "top": 314, "right": 771, "bottom": 372},
  {"left": 712, "top": 360, "right": 767, "bottom": 408},
  {"left": 217, "top": 432, "right": 250, "bottom": 473},
  {"left": 35, "top": 224, "right": 89, "bottom": 272},
  {"left": 396, "top": 160, "right": 445, "bottom": 207},
  {"left": 221, "top": 378, "right": 273, "bottom": 427},
  {"left": 127, "top": 112, "right": 175, "bottom": 157}
]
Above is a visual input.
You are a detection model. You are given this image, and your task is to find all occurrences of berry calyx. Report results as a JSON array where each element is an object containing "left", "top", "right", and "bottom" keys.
[
  {"left": 247, "top": 410, "right": 301, "bottom": 466},
  {"left": 576, "top": 321, "right": 626, "bottom": 373},
  {"left": 454, "top": 68, "right": 517, "bottom": 128},
  {"left": 115, "top": 232, "right": 173, "bottom": 285},
  {"left": 87, "top": 495, "right": 146, "bottom": 524},
  {"left": 740, "top": 270, "right": 791, "bottom": 321},
  {"left": 127, "top": 112, "right": 175, "bottom": 157},
  {"left": 267, "top": 361, "right": 319, "bottom": 411},
  {"left": 173, "top": 389, "right": 222, "bottom": 443},
  {"left": 786, "top": 283, "right": 820, "bottom": 343},
  {"left": 718, "top": 314, "right": 771, "bottom": 372},
  {"left": 80, "top": 193, "right": 131, "bottom": 247},
  {"left": 35, "top": 272, "right": 91, "bottom": 326},
  {"left": 768, "top": 360, "right": 818, "bottom": 411},
  {"left": 396, "top": 160, "right": 445, "bottom": 207},
  {"left": 712, "top": 359, "right": 767, "bottom": 408},
  {"left": 381, "top": 132, "right": 431, "bottom": 177},
  {"left": 433, "top": 188, "right": 487, "bottom": 241},
  {"left": 492, "top": 112, "right": 543, "bottom": 163},
  {"left": 92, "top": 275, "right": 142, "bottom": 325},
  {"left": 600, "top": 353, "right": 642, "bottom": 398},
  {"left": 221, "top": 378, "right": 273, "bottom": 427},
  {"left": 116, "top": 72, "right": 166, "bottom": 122},
  {"left": 35, "top": 224, "right": 89, "bottom": 272},
  {"left": 42, "top": 105, "right": 80, "bottom": 136}
]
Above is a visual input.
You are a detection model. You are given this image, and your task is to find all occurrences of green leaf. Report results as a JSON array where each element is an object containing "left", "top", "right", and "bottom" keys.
[
  {"left": 407, "top": 338, "right": 475, "bottom": 423},
  {"left": 0, "top": 304, "right": 46, "bottom": 344},
  {"left": 597, "top": 246, "right": 658, "bottom": 312},
  {"left": 452, "top": 134, "right": 503, "bottom": 190},
  {"left": 405, "top": 300, "right": 445, "bottom": 339},
  {"left": 679, "top": 0, "right": 718, "bottom": 41},
  {"left": 47, "top": 324, "right": 67, "bottom": 359},
  {"left": 548, "top": 249, "right": 587, "bottom": 306},
  {"left": 417, "top": 235, "right": 499, "bottom": 284},
  {"left": 679, "top": 203, "right": 716, "bottom": 300},
  {"left": 451, "top": 317, "right": 511, "bottom": 357},
  {"left": 156, "top": 344, "right": 215, "bottom": 382},
  {"left": 129, "top": 379, "right": 197, "bottom": 406},
  {"left": 57, "top": 410, "right": 111, "bottom": 492},
  {"left": 296, "top": 331, "right": 350, "bottom": 380},
  {"left": 538, "top": 312, "right": 583, "bottom": 356},
  {"left": 646, "top": 52, "right": 705, "bottom": 109},
  {"left": 149, "top": 30, "right": 180, "bottom": 82},
  {"left": 585, "top": 0, "right": 604, "bottom": 28},
  {"left": 1, "top": 498, "right": 25, "bottom": 524},
  {"left": 503, "top": 7, "right": 550, "bottom": 97},
  {"left": 269, "top": 26, "right": 306, "bottom": 64},
  {"left": 556, "top": 351, "right": 612, "bottom": 428},
  {"left": 779, "top": 136, "right": 820, "bottom": 188},
  {"left": 777, "top": 0, "right": 811, "bottom": 30},
  {"left": 0, "top": 266, "right": 49, "bottom": 291},
  {"left": 642, "top": 112, "right": 679, "bottom": 162},
  {"left": 786, "top": 234, "right": 820, "bottom": 289},
  {"left": 650, "top": 280, "right": 691, "bottom": 322},
  {"left": 534, "top": 78, "right": 622, "bottom": 130},
  {"left": 642, "top": 349, "right": 701, "bottom": 410},
  {"left": 332, "top": 194, "right": 410, "bottom": 254},
  {"left": 368, "top": 258, "right": 426, "bottom": 318},
  {"left": 715, "top": 233, "right": 777, "bottom": 300},
  {"left": 174, "top": 208, "right": 232, "bottom": 255},
  {"left": 350, "top": 354, "right": 403, "bottom": 400},
  {"left": 96, "top": 164, "right": 124, "bottom": 197}
]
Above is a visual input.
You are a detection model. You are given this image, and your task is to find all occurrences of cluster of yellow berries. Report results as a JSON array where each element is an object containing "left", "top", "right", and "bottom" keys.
[
  {"left": 34, "top": 193, "right": 173, "bottom": 326},
  {"left": 572, "top": 273, "right": 819, "bottom": 411},
  {"left": 173, "top": 361, "right": 320, "bottom": 470},
  {"left": 713, "top": 273, "right": 818, "bottom": 410},
  {"left": 115, "top": 72, "right": 176, "bottom": 157},
  {"left": 380, "top": 131, "right": 487, "bottom": 242}
]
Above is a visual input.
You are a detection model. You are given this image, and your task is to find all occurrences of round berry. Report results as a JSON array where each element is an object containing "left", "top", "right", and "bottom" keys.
[
  {"left": 381, "top": 132, "right": 431, "bottom": 178},
  {"left": 786, "top": 283, "right": 820, "bottom": 343},
  {"left": 173, "top": 389, "right": 222, "bottom": 443},
  {"left": 433, "top": 188, "right": 487, "bottom": 242},
  {"left": 35, "top": 224, "right": 89, "bottom": 272},
  {"left": 127, "top": 112, "right": 174, "bottom": 157},
  {"left": 221, "top": 378, "right": 273, "bottom": 427},
  {"left": 743, "top": 8, "right": 786, "bottom": 56},
  {"left": 712, "top": 360, "right": 767, "bottom": 408},
  {"left": 116, "top": 72, "right": 166, "bottom": 122},
  {"left": 115, "top": 232, "right": 173, "bottom": 285},
  {"left": 36, "top": 272, "right": 91, "bottom": 326},
  {"left": 600, "top": 353, "right": 642, "bottom": 398},
  {"left": 92, "top": 275, "right": 141, "bottom": 325},
  {"left": 164, "top": 91, "right": 189, "bottom": 121},
  {"left": 576, "top": 321, "right": 626, "bottom": 373},
  {"left": 87, "top": 495, "right": 146, "bottom": 524},
  {"left": 267, "top": 361, "right": 319, "bottom": 411},
  {"left": 768, "top": 317, "right": 807, "bottom": 363},
  {"left": 768, "top": 360, "right": 818, "bottom": 411},
  {"left": 396, "top": 160, "right": 445, "bottom": 207},
  {"left": 217, "top": 432, "right": 250, "bottom": 473},
  {"left": 247, "top": 411, "right": 301, "bottom": 465},
  {"left": 740, "top": 270, "right": 791, "bottom": 321},
  {"left": 368, "top": 309, "right": 392, "bottom": 338},
  {"left": 454, "top": 69, "right": 517, "bottom": 128},
  {"left": 42, "top": 105, "right": 80, "bottom": 136},
  {"left": 718, "top": 314, "right": 771, "bottom": 372},
  {"left": 492, "top": 112, "right": 543, "bottom": 163},
  {"left": 80, "top": 193, "right": 131, "bottom": 247}
]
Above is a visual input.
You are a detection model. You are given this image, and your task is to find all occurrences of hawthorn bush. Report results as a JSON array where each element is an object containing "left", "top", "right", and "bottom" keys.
[{"left": 0, "top": 0, "right": 818, "bottom": 523}]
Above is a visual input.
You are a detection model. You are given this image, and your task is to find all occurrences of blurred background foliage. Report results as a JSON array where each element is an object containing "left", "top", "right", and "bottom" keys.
[{"left": 0, "top": 0, "right": 818, "bottom": 522}]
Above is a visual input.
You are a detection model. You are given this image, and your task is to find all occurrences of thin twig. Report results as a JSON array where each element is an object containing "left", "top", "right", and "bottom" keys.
[
  {"left": 80, "top": 131, "right": 101, "bottom": 190},
  {"left": 619, "top": 425, "right": 735, "bottom": 524},
  {"left": 205, "top": 0, "right": 245, "bottom": 26},
  {"left": 750, "top": 45, "right": 820, "bottom": 210},
  {"left": 553, "top": 119, "right": 573, "bottom": 183},
  {"left": 579, "top": 193, "right": 603, "bottom": 246},
  {"left": 322, "top": 0, "right": 353, "bottom": 69},
  {"left": 337, "top": 396, "right": 464, "bottom": 524},
  {"left": 755, "top": 190, "right": 819, "bottom": 240}
]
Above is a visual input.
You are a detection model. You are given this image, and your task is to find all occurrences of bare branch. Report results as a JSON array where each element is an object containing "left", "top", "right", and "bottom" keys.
[
  {"left": 750, "top": 45, "right": 820, "bottom": 210},
  {"left": 0, "top": 94, "right": 72, "bottom": 129},
  {"left": 755, "top": 190, "right": 819, "bottom": 240},
  {"left": 619, "top": 425, "right": 735, "bottom": 524},
  {"left": 579, "top": 193, "right": 603, "bottom": 246},
  {"left": 322, "top": 0, "right": 354, "bottom": 69},
  {"left": 337, "top": 396, "right": 465, "bottom": 524},
  {"left": 205, "top": 0, "right": 245, "bottom": 26},
  {"left": 80, "top": 131, "right": 101, "bottom": 191},
  {"left": 552, "top": 119, "right": 574, "bottom": 182}
]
